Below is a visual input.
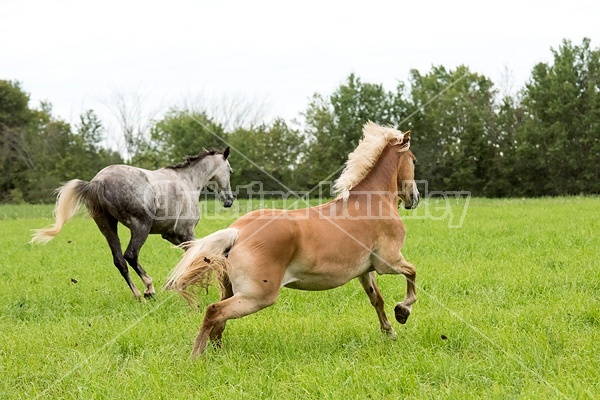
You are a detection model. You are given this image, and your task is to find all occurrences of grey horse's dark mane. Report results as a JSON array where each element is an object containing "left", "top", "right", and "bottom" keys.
[{"left": 165, "top": 148, "right": 223, "bottom": 169}]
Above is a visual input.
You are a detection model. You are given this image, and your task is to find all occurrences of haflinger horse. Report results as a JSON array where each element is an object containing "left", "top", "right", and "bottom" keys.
[
  {"left": 31, "top": 148, "right": 234, "bottom": 300},
  {"left": 165, "top": 122, "right": 419, "bottom": 357}
]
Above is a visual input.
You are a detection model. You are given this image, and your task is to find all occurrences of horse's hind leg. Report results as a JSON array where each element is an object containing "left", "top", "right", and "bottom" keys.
[
  {"left": 123, "top": 218, "right": 155, "bottom": 298},
  {"left": 394, "top": 259, "right": 417, "bottom": 325},
  {"left": 192, "top": 291, "right": 277, "bottom": 358},
  {"left": 92, "top": 212, "right": 143, "bottom": 300},
  {"left": 209, "top": 275, "right": 234, "bottom": 348},
  {"left": 358, "top": 272, "right": 395, "bottom": 336}
]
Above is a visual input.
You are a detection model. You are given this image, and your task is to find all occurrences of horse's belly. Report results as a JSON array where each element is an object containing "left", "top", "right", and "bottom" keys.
[
  {"left": 149, "top": 219, "right": 176, "bottom": 234},
  {"left": 282, "top": 275, "right": 343, "bottom": 291},
  {"left": 281, "top": 260, "right": 369, "bottom": 291},
  {"left": 150, "top": 199, "right": 199, "bottom": 233}
]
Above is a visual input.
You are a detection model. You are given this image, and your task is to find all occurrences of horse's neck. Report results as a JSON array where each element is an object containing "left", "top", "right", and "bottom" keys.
[
  {"left": 175, "top": 157, "right": 217, "bottom": 191},
  {"left": 351, "top": 146, "right": 399, "bottom": 198}
]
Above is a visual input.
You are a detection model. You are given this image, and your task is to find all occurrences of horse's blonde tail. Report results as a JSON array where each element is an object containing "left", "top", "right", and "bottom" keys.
[
  {"left": 164, "top": 228, "right": 239, "bottom": 303},
  {"left": 30, "top": 180, "right": 88, "bottom": 244}
]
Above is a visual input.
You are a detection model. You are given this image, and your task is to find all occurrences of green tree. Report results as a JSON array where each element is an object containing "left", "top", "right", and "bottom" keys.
[
  {"left": 23, "top": 104, "right": 74, "bottom": 201},
  {"left": 485, "top": 95, "right": 523, "bottom": 197},
  {"left": 60, "top": 110, "right": 123, "bottom": 181},
  {"left": 0, "top": 81, "right": 35, "bottom": 202},
  {"left": 406, "top": 65, "right": 497, "bottom": 195},
  {"left": 140, "top": 109, "right": 227, "bottom": 168},
  {"left": 517, "top": 38, "right": 600, "bottom": 195},
  {"left": 0, "top": 80, "right": 31, "bottom": 128},
  {"left": 0, "top": 82, "right": 124, "bottom": 203},
  {"left": 229, "top": 118, "right": 302, "bottom": 195},
  {"left": 300, "top": 74, "right": 408, "bottom": 189},
  {"left": 77, "top": 109, "right": 104, "bottom": 152}
]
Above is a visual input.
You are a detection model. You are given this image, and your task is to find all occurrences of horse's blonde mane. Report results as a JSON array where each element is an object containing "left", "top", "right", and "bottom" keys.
[{"left": 334, "top": 121, "right": 409, "bottom": 200}]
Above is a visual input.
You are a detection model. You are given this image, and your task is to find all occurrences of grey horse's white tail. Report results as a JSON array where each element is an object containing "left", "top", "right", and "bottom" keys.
[
  {"left": 30, "top": 179, "right": 99, "bottom": 244},
  {"left": 164, "top": 228, "right": 239, "bottom": 300}
]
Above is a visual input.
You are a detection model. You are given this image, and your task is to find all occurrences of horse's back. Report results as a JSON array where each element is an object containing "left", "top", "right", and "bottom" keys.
[
  {"left": 231, "top": 210, "right": 299, "bottom": 259},
  {"left": 93, "top": 164, "right": 150, "bottom": 184},
  {"left": 87, "top": 165, "right": 157, "bottom": 218},
  {"left": 91, "top": 165, "right": 199, "bottom": 233}
]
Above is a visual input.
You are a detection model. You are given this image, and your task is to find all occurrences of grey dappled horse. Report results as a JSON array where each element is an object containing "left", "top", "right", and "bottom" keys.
[{"left": 31, "top": 148, "right": 234, "bottom": 300}]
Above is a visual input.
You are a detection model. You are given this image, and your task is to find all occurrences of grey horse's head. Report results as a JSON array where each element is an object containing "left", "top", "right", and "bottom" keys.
[{"left": 212, "top": 147, "right": 234, "bottom": 208}]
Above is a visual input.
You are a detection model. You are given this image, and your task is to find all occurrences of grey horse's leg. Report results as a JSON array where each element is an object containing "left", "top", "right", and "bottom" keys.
[
  {"left": 92, "top": 212, "right": 143, "bottom": 300},
  {"left": 123, "top": 218, "right": 155, "bottom": 298},
  {"left": 357, "top": 271, "right": 395, "bottom": 336}
]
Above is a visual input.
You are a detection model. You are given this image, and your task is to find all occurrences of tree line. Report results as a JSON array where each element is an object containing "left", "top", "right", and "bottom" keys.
[{"left": 1, "top": 38, "right": 598, "bottom": 203}]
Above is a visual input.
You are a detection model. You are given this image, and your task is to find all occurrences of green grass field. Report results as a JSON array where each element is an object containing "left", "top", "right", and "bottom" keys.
[{"left": 1, "top": 197, "right": 598, "bottom": 399}]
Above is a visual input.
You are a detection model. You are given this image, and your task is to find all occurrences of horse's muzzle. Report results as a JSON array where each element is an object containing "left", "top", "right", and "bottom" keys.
[
  {"left": 222, "top": 196, "right": 234, "bottom": 208},
  {"left": 404, "top": 192, "right": 420, "bottom": 210}
]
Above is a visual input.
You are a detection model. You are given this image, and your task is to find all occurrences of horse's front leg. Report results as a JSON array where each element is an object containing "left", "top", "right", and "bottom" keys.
[
  {"left": 373, "top": 253, "right": 417, "bottom": 324},
  {"left": 124, "top": 219, "right": 155, "bottom": 298},
  {"left": 392, "top": 258, "right": 416, "bottom": 324},
  {"left": 357, "top": 272, "right": 395, "bottom": 336}
]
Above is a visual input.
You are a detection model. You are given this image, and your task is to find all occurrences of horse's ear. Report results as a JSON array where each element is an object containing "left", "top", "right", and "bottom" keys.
[
  {"left": 400, "top": 131, "right": 411, "bottom": 147},
  {"left": 223, "top": 147, "right": 230, "bottom": 160}
]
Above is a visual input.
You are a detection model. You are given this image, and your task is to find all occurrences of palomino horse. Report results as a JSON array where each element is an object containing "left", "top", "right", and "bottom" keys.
[
  {"left": 31, "top": 148, "right": 234, "bottom": 300},
  {"left": 165, "top": 122, "right": 419, "bottom": 357}
]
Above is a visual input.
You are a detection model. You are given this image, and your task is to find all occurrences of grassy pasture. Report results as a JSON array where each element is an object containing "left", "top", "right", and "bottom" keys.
[{"left": 0, "top": 197, "right": 599, "bottom": 399}]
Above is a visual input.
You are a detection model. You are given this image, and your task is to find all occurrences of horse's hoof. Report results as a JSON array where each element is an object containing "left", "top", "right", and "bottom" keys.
[
  {"left": 382, "top": 328, "right": 397, "bottom": 340},
  {"left": 394, "top": 303, "right": 411, "bottom": 324},
  {"left": 190, "top": 348, "right": 204, "bottom": 360}
]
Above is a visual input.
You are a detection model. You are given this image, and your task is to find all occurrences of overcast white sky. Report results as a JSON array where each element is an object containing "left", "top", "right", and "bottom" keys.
[{"left": 1, "top": 0, "right": 598, "bottom": 133}]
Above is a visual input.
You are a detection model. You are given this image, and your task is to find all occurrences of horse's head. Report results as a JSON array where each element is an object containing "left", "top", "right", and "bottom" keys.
[
  {"left": 396, "top": 132, "right": 419, "bottom": 210},
  {"left": 211, "top": 147, "right": 234, "bottom": 208}
]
